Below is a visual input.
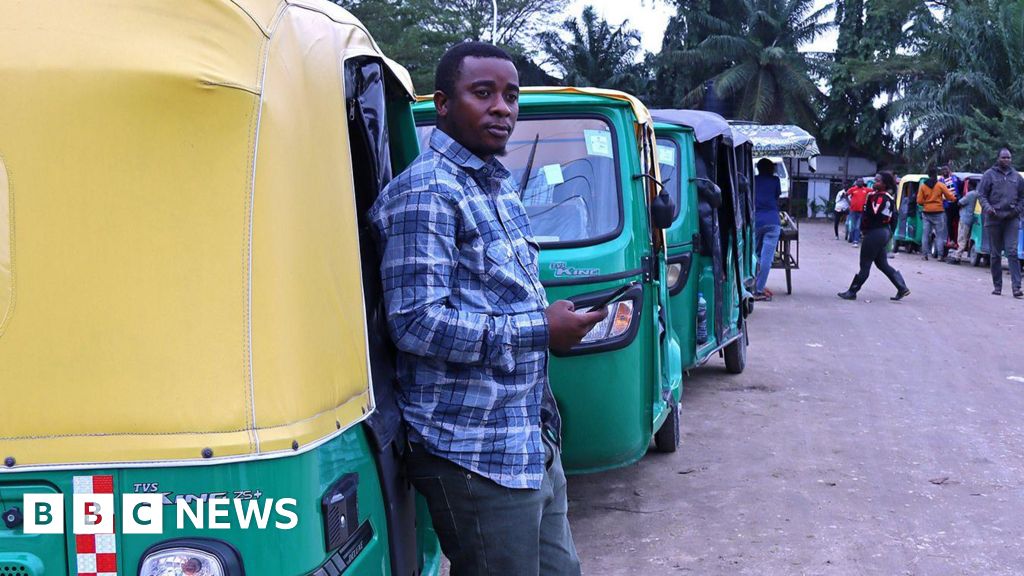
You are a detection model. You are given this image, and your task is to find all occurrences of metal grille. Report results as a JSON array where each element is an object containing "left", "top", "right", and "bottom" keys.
[{"left": 0, "top": 563, "right": 31, "bottom": 576}]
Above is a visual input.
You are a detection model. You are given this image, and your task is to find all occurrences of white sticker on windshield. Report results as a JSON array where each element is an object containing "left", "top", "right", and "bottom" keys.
[
  {"left": 658, "top": 144, "right": 676, "bottom": 167},
  {"left": 584, "top": 129, "right": 613, "bottom": 158},
  {"left": 542, "top": 164, "right": 564, "bottom": 185}
]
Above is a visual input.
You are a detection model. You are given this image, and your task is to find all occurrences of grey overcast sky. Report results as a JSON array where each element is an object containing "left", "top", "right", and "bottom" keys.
[{"left": 563, "top": 0, "right": 839, "bottom": 55}]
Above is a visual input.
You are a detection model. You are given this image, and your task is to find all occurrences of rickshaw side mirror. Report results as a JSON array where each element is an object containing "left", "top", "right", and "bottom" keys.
[{"left": 652, "top": 190, "right": 675, "bottom": 229}]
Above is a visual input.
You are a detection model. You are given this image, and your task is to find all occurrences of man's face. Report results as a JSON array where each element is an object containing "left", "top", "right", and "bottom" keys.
[
  {"left": 941, "top": 167, "right": 950, "bottom": 177},
  {"left": 435, "top": 56, "right": 519, "bottom": 159},
  {"left": 998, "top": 151, "right": 1012, "bottom": 169}
]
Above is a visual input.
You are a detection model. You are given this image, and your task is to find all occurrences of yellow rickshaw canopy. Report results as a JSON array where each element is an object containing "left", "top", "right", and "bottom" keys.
[
  {"left": 0, "top": 0, "right": 411, "bottom": 470},
  {"left": 897, "top": 174, "right": 927, "bottom": 209}
]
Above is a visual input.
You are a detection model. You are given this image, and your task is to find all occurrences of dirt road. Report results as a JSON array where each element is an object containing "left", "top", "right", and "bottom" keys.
[{"left": 568, "top": 220, "right": 1024, "bottom": 575}]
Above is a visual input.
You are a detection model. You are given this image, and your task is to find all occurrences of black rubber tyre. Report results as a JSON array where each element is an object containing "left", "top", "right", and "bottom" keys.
[
  {"left": 654, "top": 399, "right": 680, "bottom": 453},
  {"left": 724, "top": 325, "right": 747, "bottom": 374}
]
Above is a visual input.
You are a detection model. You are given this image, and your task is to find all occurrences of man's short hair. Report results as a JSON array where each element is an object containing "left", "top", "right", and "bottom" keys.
[
  {"left": 435, "top": 42, "right": 514, "bottom": 96},
  {"left": 756, "top": 158, "right": 775, "bottom": 174}
]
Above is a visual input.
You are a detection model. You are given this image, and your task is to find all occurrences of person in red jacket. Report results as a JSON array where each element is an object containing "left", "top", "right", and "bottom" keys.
[{"left": 846, "top": 180, "right": 870, "bottom": 245}]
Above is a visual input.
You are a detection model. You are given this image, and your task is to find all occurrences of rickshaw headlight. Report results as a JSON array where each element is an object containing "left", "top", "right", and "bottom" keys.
[
  {"left": 666, "top": 263, "right": 683, "bottom": 290},
  {"left": 140, "top": 548, "right": 226, "bottom": 576},
  {"left": 581, "top": 300, "right": 634, "bottom": 344}
]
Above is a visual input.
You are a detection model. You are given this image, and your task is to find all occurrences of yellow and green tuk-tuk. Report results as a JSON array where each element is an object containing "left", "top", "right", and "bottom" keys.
[
  {"left": 894, "top": 174, "right": 927, "bottom": 252},
  {"left": 0, "top": 2, "right": 440, "bottom": 574}
]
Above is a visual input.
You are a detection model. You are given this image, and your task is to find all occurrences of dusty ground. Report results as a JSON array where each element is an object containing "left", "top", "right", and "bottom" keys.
[{"left": 568, "top": 220, "right": 1024, "bottom": 576}]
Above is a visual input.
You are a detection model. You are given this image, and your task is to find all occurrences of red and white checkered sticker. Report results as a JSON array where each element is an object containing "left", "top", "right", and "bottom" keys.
[{"left": 73, "top": 475, "right": 118, "bottom": 576}]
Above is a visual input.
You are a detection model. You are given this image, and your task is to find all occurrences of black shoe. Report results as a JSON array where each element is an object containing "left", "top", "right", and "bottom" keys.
[
  {"left": 1014, "top": 290, "right": 1023, "bottom": 299},
  {"left": 992, "top": 288, "right": 1002, "bottom": 296},
  {"left": 891, "top": 288, "right": 911, "bottom": 301},
  {"left": 837, "top": 291, "right": 857, "bottom": 301}
]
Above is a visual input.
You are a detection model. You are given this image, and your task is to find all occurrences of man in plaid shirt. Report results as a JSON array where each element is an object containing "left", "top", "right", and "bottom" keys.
[{"left": 370, "top": 42, "right": 606, "bottom": 575}]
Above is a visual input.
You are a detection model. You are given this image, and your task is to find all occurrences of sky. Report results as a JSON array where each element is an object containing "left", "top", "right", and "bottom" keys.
[{"left": 564, "top": 0, "right": 840, "bottom": 56}]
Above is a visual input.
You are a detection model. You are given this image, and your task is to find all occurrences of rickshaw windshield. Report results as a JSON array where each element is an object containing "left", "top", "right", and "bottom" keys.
[
  {"left": 416, "top": 119, "right": 622, "bottom": 247},
  {"left": 507, "top": 117, "right": 622, "bottom": 246},
  {"left": 657, "top": 137, "right": 681, "bottom": 217}
]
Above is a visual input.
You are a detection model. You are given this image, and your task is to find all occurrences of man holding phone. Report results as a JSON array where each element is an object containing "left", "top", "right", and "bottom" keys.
[{"left": 370, "top": 42, "right": 606, "bottom": 575}]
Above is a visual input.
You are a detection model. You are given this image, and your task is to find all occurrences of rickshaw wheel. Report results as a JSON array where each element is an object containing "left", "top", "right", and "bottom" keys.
[
  {"left": 654, "top": 399, "right": 680, "bottom": 453},
  {"left": 724, "top": 325, "right": 747, "bottom": 374},
  {"left": 971, "top": 248, "right": 982, "bottom": 267}
]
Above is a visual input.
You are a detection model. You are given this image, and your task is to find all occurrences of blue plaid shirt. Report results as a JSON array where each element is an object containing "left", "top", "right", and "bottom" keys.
[{"left": 370, "top": 129, "right": 554, "bottom": 489}]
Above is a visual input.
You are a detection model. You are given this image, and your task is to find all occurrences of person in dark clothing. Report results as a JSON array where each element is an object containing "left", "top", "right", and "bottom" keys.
[
  {"left": 838, "top": 171, "right": 911, "bottom": 301},
  {"left": 753, "top": 158, "right": 781, "bottom": 300},
  {"left": 977, "top": 148, "right": 1024, "bottom": 297}
]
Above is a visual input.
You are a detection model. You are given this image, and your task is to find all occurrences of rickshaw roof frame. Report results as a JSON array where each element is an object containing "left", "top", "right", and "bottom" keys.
[{"left": 650, "top": 109, "right": 737, "bottom": 146}]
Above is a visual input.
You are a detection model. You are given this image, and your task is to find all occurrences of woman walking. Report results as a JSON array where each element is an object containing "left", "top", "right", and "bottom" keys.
[{"left": 838, "top": 171, "right": 911, "bottom": 301}]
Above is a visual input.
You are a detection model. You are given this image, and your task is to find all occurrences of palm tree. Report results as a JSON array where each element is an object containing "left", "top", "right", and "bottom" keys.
[
  {"left": 681, "top": 0, "right": 833, "bottom": 127},
  {"left": 893, "top": 0, "right": 1024, "bottom": 168},
  {"left": 538, "top": 6, "right": 649, "bottom": 95}
]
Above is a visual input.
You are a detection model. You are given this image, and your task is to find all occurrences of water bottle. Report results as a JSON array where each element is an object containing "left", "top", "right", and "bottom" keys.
[{"left": 696, "top": 292, "right": 708, "bottom": 344}]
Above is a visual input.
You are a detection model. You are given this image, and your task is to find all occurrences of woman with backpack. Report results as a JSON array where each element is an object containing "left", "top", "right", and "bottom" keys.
[{"left": 838, "top": 171, "right": 911, "bottom": 301}]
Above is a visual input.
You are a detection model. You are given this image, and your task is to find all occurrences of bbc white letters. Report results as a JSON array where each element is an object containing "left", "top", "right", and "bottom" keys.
[{"left": 23, "top": 494, "right": 298, "bottom": 534}]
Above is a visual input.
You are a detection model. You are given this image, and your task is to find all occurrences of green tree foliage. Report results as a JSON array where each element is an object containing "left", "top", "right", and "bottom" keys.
[
  {"left": 650, "top": 0, "right": 746, "bottom": 107},
  {"left": 820, "top": 0, "right": 929, "bottom": 176},
  {"left": 894, "top": 0, "right": 1024, "bottom": 168},
  {"left": 336, "top": 0, "right": 566, "bottom": 91},
  {"left": 680, "top": 0, "right": 833, "bottom": 126},
  {"left": 537, "top": 6, "right": 650, "bottom": 95}
]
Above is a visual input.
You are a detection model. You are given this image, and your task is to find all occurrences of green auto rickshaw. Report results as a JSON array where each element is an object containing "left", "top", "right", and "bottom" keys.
[
  {"left": 0, "top": 2, "right": 441, "bottom": 575},
  {"left": 894, "top": 174, "right": 926, "bottom": 252},
  {"left": 733, "top": 132, "right": 758, "bottom": 296},
  {"left": 413, "top": 87, "right": 684, "bottom": 472},
  {"left": 651, "top": 110, "right": 753, "bottom": 375}
]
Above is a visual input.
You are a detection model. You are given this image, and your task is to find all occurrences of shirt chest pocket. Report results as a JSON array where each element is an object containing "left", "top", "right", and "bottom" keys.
[
  {"left": 483, "top": 240, "right": 532, "bottom": 304},
  {"left": 516, "top": 238, "right": 541, "bottom": 276}
]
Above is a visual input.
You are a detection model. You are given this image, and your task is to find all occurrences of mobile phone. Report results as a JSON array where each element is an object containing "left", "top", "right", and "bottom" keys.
[{"left": 587, "top": 281, "right": 637, "bottom": 312}]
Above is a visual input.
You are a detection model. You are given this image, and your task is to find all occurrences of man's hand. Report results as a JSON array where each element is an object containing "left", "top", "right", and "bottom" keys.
[{"left": 546, "top": 300, "right": 609, "bottom": 354}]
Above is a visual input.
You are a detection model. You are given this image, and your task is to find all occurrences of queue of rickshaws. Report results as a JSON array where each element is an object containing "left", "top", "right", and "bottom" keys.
[
  {"left": 890, "top": 172, "right": 1023, "bottom": 268},
  {"left": 0, "top": 2, "right": 802, "bottom": 573},
  {"left": 411, "top": 92, "right": 788, "bottom": 472}
]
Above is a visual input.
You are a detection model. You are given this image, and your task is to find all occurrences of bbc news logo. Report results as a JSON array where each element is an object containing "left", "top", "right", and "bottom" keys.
[{"left": 23, "top": 493, "right": 299, "bottom": 534}]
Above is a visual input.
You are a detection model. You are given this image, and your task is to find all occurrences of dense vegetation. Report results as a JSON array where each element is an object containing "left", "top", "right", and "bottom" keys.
[{"left": 337, "top": 0, "right": 1021, "bottom": 170}]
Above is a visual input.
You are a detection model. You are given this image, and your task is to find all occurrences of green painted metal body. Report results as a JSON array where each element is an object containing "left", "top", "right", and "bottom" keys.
[
  {"left": 655, "top": 123, "right": 746, "bottom": 372},
  {"left": 895, "top": 179, "right": 925, "bottom": 250},
  {"left": 412, "top": 93, "right": 682, "bottom": 474},
  {"left": 0, "top": 426, "right": 441, "bottom": 576}
]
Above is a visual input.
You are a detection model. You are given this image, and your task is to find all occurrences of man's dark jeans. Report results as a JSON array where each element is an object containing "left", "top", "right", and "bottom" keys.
[
  {"left": 406, "top": 434, "right": 581, "bottom": 576},
  {"left": 986, "top": 216, "right": 1022, "bottom": 292}
]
